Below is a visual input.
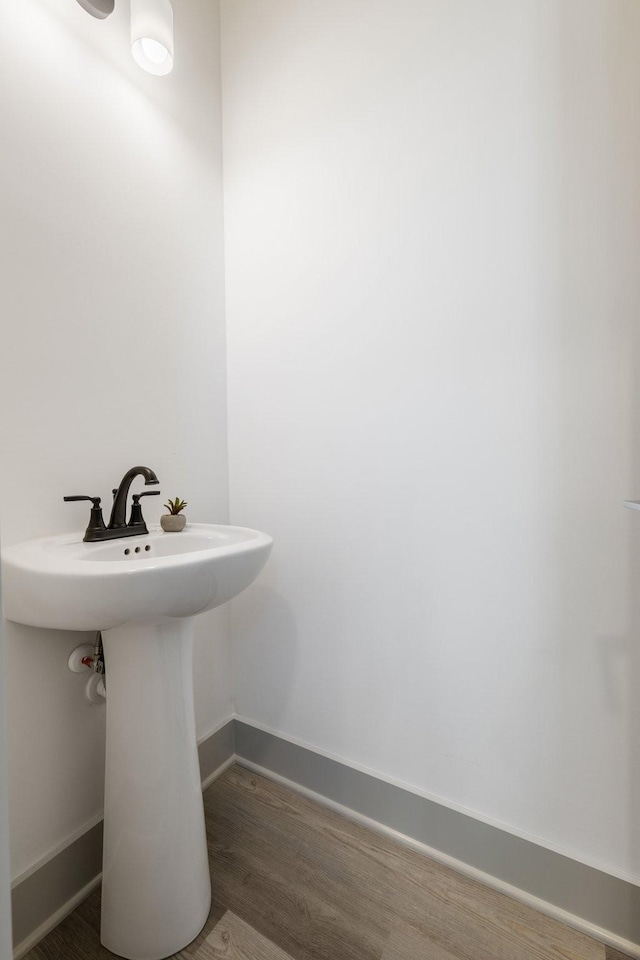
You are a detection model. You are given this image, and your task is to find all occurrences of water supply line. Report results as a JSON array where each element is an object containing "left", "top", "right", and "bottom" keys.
[
  {"left": 68, "top": 632, "right": 106, "bottom": 703},
  {"left": 82, "top": 631, "right": 105, "bottom": 680}
]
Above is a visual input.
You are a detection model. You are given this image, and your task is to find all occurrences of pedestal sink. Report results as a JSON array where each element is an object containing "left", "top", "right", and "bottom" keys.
[{"left": 1, "top": 523, "right": 272, "bottom": 960}]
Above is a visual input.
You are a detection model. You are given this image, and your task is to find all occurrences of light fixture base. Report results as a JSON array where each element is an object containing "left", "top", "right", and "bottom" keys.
[
  {"left": 131, "top": 0, "right": 174, "bottom": 76},
  {"left": 75, "top": 0, "right": 115, "bottom": 19}
]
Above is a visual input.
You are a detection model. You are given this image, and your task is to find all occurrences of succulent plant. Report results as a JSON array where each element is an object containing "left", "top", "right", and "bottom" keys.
[{"left": 164, "top": 497, "right": 188, "bottom": 516}]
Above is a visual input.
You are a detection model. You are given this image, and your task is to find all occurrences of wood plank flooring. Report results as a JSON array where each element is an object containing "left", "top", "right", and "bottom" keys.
[
  {"left": 24, "top": 764, "right": 634, "bottom": 960},
  {"left": 195, "top": 912, "right": 295, "bottom": 960}
]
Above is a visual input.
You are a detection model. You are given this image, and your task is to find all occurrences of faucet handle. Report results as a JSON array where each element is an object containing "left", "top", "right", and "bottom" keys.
[
  {"left": 129, "top": 490, "right": 161, "bottom": 529},
  {"left": 64, "top": 496, "right": 107, "bottom": 542}
]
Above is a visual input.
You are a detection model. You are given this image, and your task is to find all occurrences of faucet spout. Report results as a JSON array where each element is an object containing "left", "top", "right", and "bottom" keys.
[{"left": 109, "top": 466, "right": 159, "bottom": 529}]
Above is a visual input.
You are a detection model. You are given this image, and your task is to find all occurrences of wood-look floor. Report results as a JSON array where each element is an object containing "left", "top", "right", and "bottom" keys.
[
  {"left": 197, "top": 912, "right": 295, "bottom": 960},
  {"left": 25, "top": 764, "right": 633, "bottom": 960}
]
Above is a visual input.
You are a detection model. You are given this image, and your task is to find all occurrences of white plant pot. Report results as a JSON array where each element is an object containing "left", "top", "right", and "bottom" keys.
[{"left": 161, "top": 514, "right": 186, "bottom": 532}]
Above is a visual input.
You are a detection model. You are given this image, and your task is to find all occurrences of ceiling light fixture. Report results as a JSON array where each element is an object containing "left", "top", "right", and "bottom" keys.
[
  {"left": 74, "top": 0, "right": 174, "bottom": 76},
  {"left": 131, "top": 0, "right": 174, "bottom": 75},
  {"left": 76, "top": 0, "right": 115, "bottom": 17}
]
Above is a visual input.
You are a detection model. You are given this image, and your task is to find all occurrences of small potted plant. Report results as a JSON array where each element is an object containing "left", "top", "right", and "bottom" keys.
[{"left": 161, "top": 497, "right": 188, "bottom": 532}]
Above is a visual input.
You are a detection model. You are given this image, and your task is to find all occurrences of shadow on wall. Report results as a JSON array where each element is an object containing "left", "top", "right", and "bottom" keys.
[
  {"left": 606, "top": 0, "right": 640, "bottom": 911},
  {"left": 0, "top": 567, "right": 14, "bottom": 959},
  {"left": 597, "top": 1, "right": 640, "bottom": 896},
  {"left": 545, "top": 0, "right": 640, "bottom": 888},
  {"left": 231, "top": 570, "right": 300, "bottom": 733},
  {"left": 231, "top": 551, "right": 367, "bottom": 749},
  {"left": 623, "top": 4, "right": 640, "bottom": 921}
]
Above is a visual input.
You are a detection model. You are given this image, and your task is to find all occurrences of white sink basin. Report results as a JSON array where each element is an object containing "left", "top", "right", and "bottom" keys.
[
  {"left": 1, "top": 522, "right": 272, "bottom": 960},
  {"left": 2, "top": 523, "right": 272, "bottom": 631}
]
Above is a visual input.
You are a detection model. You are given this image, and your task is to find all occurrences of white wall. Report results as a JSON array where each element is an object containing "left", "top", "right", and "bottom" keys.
[
  {"left": 222, "top": 0, "right": 640, "bottom": 882},
  {"left": 0, "top": 0, "right": 230, "bottom": 882}
]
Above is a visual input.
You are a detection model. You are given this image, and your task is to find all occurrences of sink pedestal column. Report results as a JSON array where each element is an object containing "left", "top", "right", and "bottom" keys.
[{"left": 100, "top": 619, "right": 211, "bottom": 960}]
